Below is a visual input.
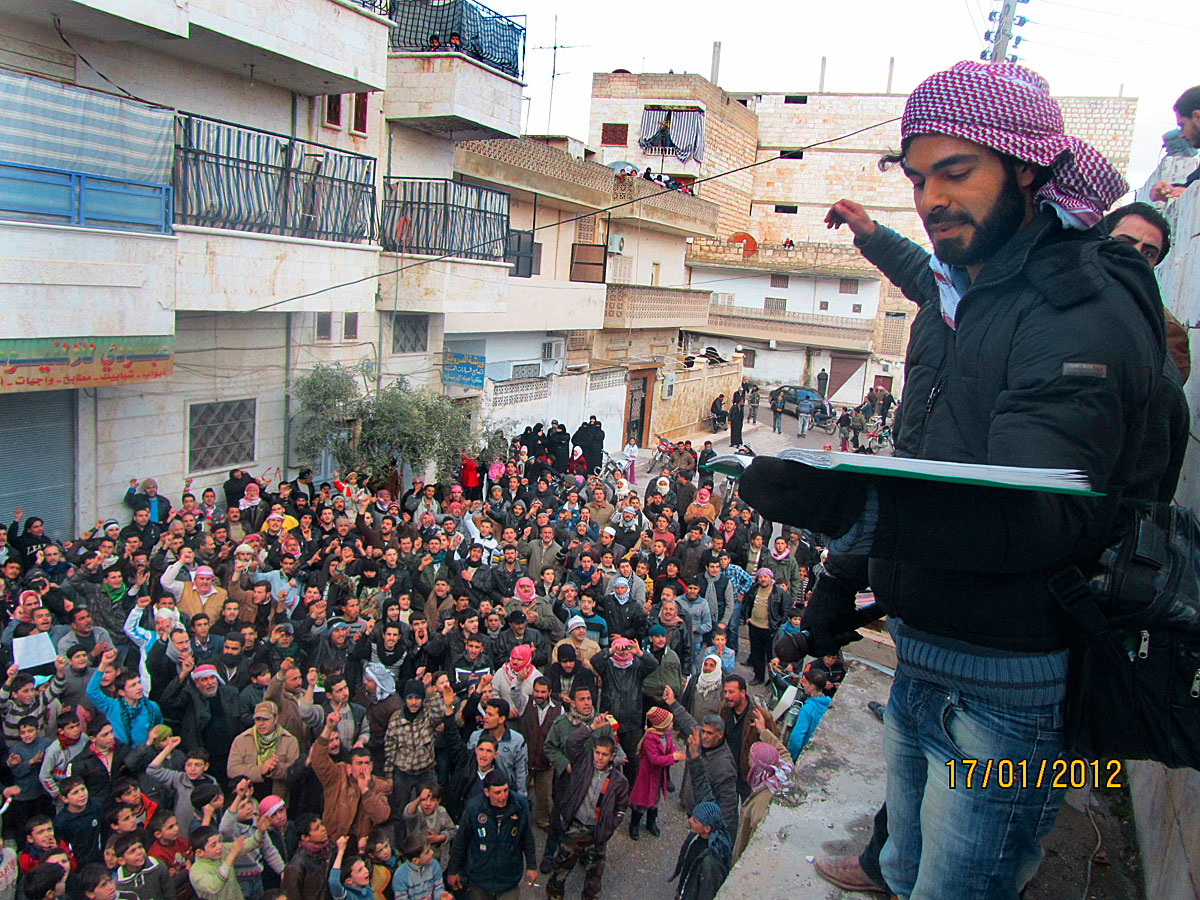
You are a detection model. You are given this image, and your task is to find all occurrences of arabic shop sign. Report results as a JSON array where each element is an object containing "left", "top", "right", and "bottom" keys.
[
  {"left": 443, "top": 351, "right": 485, "bottom": 389},
  {"left": 0, "top": 335, "right": 174, "bottom": 393}
]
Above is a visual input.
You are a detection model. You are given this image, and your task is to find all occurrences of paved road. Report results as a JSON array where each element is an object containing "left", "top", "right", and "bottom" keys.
[{"left": 541, "top": 417, "right": 825, "bottom": 900}]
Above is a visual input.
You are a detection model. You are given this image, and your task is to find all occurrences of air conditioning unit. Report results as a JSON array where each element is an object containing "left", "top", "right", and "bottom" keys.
[
  {"left": 541, "top": 339, "right": 565, "bottom": 361},
  {"left": 661, "top": 369, "right": 676, "bottom": 399},
  {"left": 607, "top": 234, "right": 625, "bottom": 254}
]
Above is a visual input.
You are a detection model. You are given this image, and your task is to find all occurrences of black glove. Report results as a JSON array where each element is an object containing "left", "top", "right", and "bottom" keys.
[{"left": 738, "top": 458, "right": 868, "bottom": 538}]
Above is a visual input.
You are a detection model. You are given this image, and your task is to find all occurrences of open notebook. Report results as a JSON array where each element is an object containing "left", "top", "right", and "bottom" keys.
[{"left": 702, "top": 448, "right": 1099, "bottom": 496}]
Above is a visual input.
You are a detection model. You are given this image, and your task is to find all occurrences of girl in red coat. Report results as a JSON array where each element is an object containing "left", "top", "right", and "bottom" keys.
[
  {"left": 627, "top": 706, "right": 684, "bottom": 840},
  {"left": 460, "top": 452, "right": 481, "bottom": 501}
]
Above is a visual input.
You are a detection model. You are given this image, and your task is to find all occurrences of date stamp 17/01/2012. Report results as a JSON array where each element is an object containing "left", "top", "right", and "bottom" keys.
[{"left": 945, "top": 758, "right": 1123, "bottom": 790}]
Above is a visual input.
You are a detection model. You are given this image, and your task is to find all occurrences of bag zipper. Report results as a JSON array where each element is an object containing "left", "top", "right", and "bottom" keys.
[
  {"left": 918, "top": 358, "right": 950, "bottom": 457},
  {"left": 1191, "top": 669, "right": 1200, "bottom": 700},
  {"left": 1138, "top": 631, "right": 1150, "bottom": 659}
]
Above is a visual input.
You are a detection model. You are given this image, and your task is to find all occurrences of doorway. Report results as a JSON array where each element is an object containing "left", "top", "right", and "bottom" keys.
[
  {"left": 873, "top": 375, "right": 894, "bottom": 393},
  {"left": 625, "top": 369, "right": 654, "bottom": 447}
]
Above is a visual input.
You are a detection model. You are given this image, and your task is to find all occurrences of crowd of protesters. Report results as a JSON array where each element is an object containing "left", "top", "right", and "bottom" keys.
[{"left": 0, "top": 407, "right": 846, "bottom": 900}]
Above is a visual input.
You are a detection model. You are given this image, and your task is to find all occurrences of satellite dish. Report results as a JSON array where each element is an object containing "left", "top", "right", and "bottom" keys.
[{"left": 728, "top": 232, "right": 758, "bottom": 258}]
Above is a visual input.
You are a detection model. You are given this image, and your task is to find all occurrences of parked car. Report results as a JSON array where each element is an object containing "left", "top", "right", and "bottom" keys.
[{"left": 768, "top": 384, "right": 824, "bottom": 416}]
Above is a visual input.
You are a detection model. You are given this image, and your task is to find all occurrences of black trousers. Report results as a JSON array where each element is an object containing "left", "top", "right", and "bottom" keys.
[
  {"left": 859, "top": 803, "right": 892, "bottom": 892},
  {"left": 747, "top": 623, "right": 772, "bottom": 681}
]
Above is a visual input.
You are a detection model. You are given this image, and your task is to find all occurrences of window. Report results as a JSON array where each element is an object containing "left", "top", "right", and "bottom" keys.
[
  {"left": 567, "top": 330, "right": 591, "bottom": 351},
  {"left": 852, "top": 303, "right": 863, "bottom": 314},
  {"left": 778, "top": 149, "right": 805, "bottom": 160},
  {"left": 880, "top": 311, "right": 908, "bottom": 355},
  {"left": 505, "top": 229, "right": 540, "bottom": 278},
  {"left": 650, "top": 262, "right": 661, "bottom": 286},
  {"left": 511, "top": 362, "right": 542, "bottom": 380},
  {"left": 324, "top": 95, "right": 342, "bottom": 128},
  {"left": 570, "top": 243, "right": 607, "bottom": 283},
  {"left": 774, "top": 204, "right": 798, "bottom": 214},
  {"left": 315, "top": 312, "right": 332, "bottom": 341},
  {"left": 391, "top": 314, "right": 429, "bottom": 354},
  {"left": 600, "top": 123, "right": 628, "bottom": 146},
  {"left": 352, "top": 93, "right": 369, "bottom": 135},
  {"left": 764, "top": 297, "right": 787, "bottom": 313},
  {"left": 818, "top": 300, "right": 830, "bottom": 311},
  {"left": 839, "top": 278, "right": 859, "bottom": 295},
  {"left": 712, "top": 292, "right": 735, "bottom": 306},
  {"left": 189, "top": 399, "right": 256, "bottom": 472},
  {"left": 770, "top": 274, "right": 789, "bottom": 289},
  {"left": 784, "top": 95, "right": 808, "bottom": 104},
  {"left": 343, "top": 312, "right": 359, "bottom": 341},
  {"left": 740, "top": 348, "right": 756, "bottom": 368}
]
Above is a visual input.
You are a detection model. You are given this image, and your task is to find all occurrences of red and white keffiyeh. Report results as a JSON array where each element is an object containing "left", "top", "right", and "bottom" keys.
[{"left": 901, "top": 61, "right": 1128, "bottom": 227}]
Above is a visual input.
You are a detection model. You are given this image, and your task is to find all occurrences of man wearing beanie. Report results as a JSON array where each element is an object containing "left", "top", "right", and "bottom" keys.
[
  {"left": 553, "top": 615, "right": 600, "bottom": 670},
  {"left": 641, "top": 623, "right": 683, "bottom": 708},
  {"left": 743, "top": 60, "right": 1180, "bottom": 898}
]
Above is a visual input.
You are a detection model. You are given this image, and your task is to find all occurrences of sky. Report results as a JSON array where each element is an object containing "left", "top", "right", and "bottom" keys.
[{"left": 483, "top": 0, "right": 1197, "bottom": 190}]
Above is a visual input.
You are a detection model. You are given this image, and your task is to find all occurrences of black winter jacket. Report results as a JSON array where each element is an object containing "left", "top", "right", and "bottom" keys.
[{"left": 856, "top": 213, "right": 1175, "bottom": 651}]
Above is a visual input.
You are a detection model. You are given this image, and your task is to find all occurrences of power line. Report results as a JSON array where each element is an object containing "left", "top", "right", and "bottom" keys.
[
  {"left": 1028, "top": 19, "right": 1200, "bottom": 56},
  {"left": 1036, "top": 0, "right": 1200, "bottom": 33},
  {"left": 242, "top": 115, "right": 903, "bottom": 315}
]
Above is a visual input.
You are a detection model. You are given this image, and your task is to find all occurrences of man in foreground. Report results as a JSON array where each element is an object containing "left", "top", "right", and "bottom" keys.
[{"left": 743, "top": 60, "right": 1176, "bottom": 899}]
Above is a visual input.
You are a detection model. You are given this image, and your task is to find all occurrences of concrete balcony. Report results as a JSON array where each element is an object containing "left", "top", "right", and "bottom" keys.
[
  {"left": 604, "top": 283, "right": 711, "bottom": 330},
  {"left": 376, "top": 252, "right": 510, "bottom": 317},
  {"left": 455, "top": 138, "right": 720, "bottom": 236},
  {"left": 687, "top": 237, "right": 878, "bottom": 277},
  {"left": 16, "top": 0, "right": 390, "bottom": 94},
  {"left": 702, "top": 303, "right": 874, "bottom": 352},
  {"left": 384, "top": 54, "right": 523, "bottom": 140},
  {"left": 455, "top": 280, "right": 606, "bottom": 334}
]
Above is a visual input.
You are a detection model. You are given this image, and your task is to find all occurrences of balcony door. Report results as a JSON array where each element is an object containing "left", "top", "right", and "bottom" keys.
[{"left": 625, "top": 369, "right": 654, "bottom": 448}]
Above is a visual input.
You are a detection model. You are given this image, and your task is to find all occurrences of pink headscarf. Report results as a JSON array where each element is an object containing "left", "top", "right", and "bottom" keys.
[
  {"left": 901, "top": 61, "right": 1127, "bottom": 227},
  {"left": 507, "top": 644, "right": 533, "bottom": 677},
  {"left": 748, "top": 741, "right": 792, "bottom": 793},
  {"left": 515, "top": 577, "right": 536, "bottom": 603}
]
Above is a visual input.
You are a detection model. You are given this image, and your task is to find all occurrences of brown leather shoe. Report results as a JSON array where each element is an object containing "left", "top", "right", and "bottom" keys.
[{"left": 812, "top": 856, "right": 889, "bottom": 895}]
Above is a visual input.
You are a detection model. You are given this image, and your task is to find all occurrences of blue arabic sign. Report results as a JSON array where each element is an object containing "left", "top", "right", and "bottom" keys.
[{"left": 443, "top": 351, "right": 485, "bottom": 389}]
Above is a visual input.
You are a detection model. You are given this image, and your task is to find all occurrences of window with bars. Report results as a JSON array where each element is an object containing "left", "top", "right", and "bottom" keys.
[
  {"left": 600, "top": 123, "right": 628, "bottom": 146},
  {"left": 510, "top": 362, "right": 542, "bottom": 379},
  {"left": 352, "top": 92, "right": 369, "bottom": 135},
  {"left": 316, "top": 312, "right": 332, "bottom": 341},
  {"left": 819, "top": 300, "right": 830, "bottom": 311},
  {"left": 343, "top": 312, "right": 359, "bottom": 340},
  {"left": 770, "top": 274, "right": 789, "bottom": 289},
  {"left": 324, "top": 95, "right": 342, "bottom": 128},
  {"left": 852, "top": 303, "right": 863, "bottom": 314},
  {"left": 189, "top": 399, "right": 256, "bottom": 472},
  {"left": 839, "top": 278, "right": 859, "bottom": 294},
  {"left": 391, "top": 314, "right": 429, "bottom": 354},
  {"left": 764, "top": 297, "right": 787, "bottom": 313},
  {"left": 567, "top": 330, "right": 591, "bottom": 351},
  {"left": 570, "top": 243, "right": 607, "bottom": 283}
]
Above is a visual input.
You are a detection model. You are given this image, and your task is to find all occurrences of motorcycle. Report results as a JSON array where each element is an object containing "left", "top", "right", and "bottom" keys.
[
  {"left": 709, "top": 410, "right": 728, "bottom": 433},
  {"left": 646, "top": 433, "right": 678, "bottom": 473},
  {"left": 812, "top": 410, "right": 838, "bottom": 435},
  {"left": 865, "top": 423, "right": 893, "bottom": 454}
]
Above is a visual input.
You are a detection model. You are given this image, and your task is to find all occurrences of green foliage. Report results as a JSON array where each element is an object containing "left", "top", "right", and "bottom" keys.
[{"left": 292, "top": 363, "right": 510, "bottom": 484}]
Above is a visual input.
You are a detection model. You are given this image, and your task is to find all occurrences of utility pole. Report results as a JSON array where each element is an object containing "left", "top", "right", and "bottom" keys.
[{"left": 986, "top": 0, "right": 1026, "bottom": 62}]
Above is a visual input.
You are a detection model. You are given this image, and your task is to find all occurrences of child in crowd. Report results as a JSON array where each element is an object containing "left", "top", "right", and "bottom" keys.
[
  {"left": 708, "top": 625, "right": 736, "bottom": 675},
  {"left": 327, "top": 835, "right": 373, "bottom": 900},
  {"left": 5, "top": 715, "right": 50, "bottom": 839},
  {"left": 363, "top": 827, "right": 396, "bottom": 900},
  {"left": 51, "top": 777, "right": 102, "bottom": 867},
  {"left": 401, "top": 785, "right": 455, "bottom": 869},
  {"left": 389, "top": 837, "right": 446, "bottom": 900},
  {"left": 113, "top": 832, "right": 173, "bottom": 900},
  {"left": 147, "top": 809, "right": 192, "bottom": 899},
  {"left": 19, "top": 816, "right": 74, "bottom": 874}
]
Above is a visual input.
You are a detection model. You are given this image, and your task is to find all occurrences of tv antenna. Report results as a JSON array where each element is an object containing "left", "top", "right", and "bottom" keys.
[{"left": 530, "top": 15, "right": 589, "bottom": 132}]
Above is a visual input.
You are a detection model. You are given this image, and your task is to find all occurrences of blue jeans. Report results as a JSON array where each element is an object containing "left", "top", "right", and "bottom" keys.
[
  {"left": 726, "top": 601, "right": 742, "bottom": 654},
  {"left": 879, "top": 667, "right": 1066, "bottom": 899},
  {"left": 772, "top": 411, "right": 783, "bottom": 432}
]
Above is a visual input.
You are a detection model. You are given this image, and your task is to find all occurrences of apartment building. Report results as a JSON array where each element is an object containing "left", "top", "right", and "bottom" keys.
[{"left": 588, "top": 71, "right": 1138, "bottom": 403}]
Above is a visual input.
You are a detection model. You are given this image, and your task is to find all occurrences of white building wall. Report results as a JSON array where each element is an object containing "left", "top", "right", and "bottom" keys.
[
  {"left": 692, "top": 266, "right": 879, "bottom": 319},
  {"left": 80, "top": 312, "right": 288, "bottom": 528},
  {"left": 610, "top": 225, "right": 688, "bottom": 287}
]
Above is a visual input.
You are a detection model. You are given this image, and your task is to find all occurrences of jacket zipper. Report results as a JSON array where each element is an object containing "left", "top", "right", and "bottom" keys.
[{"left": 917, "top": 358, "right": 950, "bottom": 457}]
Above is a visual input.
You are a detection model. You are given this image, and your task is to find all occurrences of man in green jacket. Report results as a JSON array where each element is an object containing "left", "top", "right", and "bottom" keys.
[{"left": 641, "top": 625, "right": 682, "bottom": 704}]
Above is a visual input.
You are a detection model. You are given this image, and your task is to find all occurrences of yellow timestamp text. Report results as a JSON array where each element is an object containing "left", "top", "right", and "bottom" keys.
[{"left": 945, "top": 758, "right": 1123, "bottom": 790}]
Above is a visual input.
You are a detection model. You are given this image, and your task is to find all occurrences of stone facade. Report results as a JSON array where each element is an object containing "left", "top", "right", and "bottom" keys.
[{"left": 385, "top": 53, "right": 524, "bottom": 140}]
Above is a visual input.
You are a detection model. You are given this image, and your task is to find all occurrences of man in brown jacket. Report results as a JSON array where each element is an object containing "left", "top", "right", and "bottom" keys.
[
  {"left": 227, "top": 700, "right": 300, "bottom": 801},
  {"left": 514, "top": 677, "right": 560, "bottom": 829},
  {"left": 311, "top": 709, "right": 393, "bottom": 843},
  {"left": 720, "top": 673, "right": 779, "bottom": 799}
]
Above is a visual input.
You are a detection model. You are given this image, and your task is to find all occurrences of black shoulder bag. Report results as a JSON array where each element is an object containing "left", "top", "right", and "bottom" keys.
[{"left": 1047, "top": 502, "right": 1200, "bottom": 769}]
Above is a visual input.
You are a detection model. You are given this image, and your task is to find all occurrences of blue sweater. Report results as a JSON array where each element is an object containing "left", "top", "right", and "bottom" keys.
[
  {"left": 391, "top": 858, "right": 444, "bottom": 900},
  {"left": 85, "top": 670, "right": 163, "bottom": 745},
  {"left": 328, "top": 865, "right": 376, "bottom": 900},
  {"left": 787, "top": 694, "right": 831, "bottom": 761}
]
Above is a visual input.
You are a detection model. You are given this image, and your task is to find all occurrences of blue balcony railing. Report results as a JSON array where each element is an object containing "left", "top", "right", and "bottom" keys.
[
  {"left": 381, "top": 178, "right": 508, "bottom": 261},
  {"left": 388, "top": 0, "right": 526, "bottom": 80},
  {"left": 0, "top": 161, "right": 171, "bottom": 233},
  {"left": 173, "top": 113, "right": 376, "bottom": 244}
]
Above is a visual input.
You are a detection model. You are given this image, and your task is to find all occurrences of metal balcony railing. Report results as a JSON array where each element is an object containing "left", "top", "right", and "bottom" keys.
[
  {"left": 346, "top": 0, "right": 391, "bottom": 13},
  {"left": 388, "top": 0, "right": 526, "bottom": 79},
  {"left": 381, "top": 177, "right": 509, "bottom": 261},
  {"left": 173, "top": 113, "right": 376, "bottom": 244},
  {"left": 0, "top": 161, "right": 171, "bottom": 233}
]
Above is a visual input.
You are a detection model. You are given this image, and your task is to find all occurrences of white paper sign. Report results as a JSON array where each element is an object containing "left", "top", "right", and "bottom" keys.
[{"left": 12, "top": 633, "right": 57, "bottom": 670}]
